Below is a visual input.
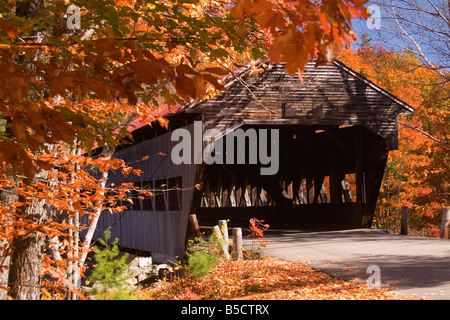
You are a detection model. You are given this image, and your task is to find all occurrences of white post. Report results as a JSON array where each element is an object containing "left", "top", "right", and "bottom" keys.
[
  {"left": 232, "top": 228, "right": 243, "bottom": 261},
  {"left": 213, "top": 225, "right": 230, "bottom": 261},
  {"left": 218, "top": 220, "right": 229, "bottom": 250}
]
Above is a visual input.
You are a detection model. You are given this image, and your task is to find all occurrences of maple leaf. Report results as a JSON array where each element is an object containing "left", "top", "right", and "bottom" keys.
[{"left": 0, "top": 20, "right": 18, "bottom": 39}]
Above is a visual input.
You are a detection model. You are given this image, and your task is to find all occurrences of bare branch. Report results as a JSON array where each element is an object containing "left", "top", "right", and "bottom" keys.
[
  {"left": 369, "top": 0, "right": 450, "bottom": 82},
  {"left": 217, "top": 61, "right": 276, "bottom": 114},
  {"left": 398, "top": 120, "right": 444, "bottom": 143}
]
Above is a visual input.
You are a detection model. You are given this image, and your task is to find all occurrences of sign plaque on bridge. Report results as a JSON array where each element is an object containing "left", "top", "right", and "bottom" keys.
[{"left": 284, "top": 102, "right": 324, "bottom": 118}]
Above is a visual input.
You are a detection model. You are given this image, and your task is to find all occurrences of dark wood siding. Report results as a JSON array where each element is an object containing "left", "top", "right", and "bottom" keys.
[{"left": 93, "top": 123, "right": 198, "bottom": 262}]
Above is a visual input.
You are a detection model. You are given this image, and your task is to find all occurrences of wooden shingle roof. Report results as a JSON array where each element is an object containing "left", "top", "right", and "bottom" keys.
[{"left": 175, "top": 59, "right": 414, "bottom": 150}]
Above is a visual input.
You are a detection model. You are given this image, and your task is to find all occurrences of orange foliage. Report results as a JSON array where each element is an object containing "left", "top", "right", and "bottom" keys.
[
  {"left": 342, "top": 44, "right": 449, "bottom": 236},
  {"left": 0, "top": 150, "right": 137, "bottom": 298},
  {"left": 0, "top": 0, "right": 369, "bottom": 178},
  {"left": 0, "top": 0, "right": 371, "bottom": 298},
  {"left": 135, "top": 257, "right": 414, "bottom": 300}
]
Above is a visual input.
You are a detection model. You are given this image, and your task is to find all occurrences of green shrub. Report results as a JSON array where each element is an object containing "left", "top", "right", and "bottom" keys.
[
  {"left": 186, "top": 234, "right": 222, "bottom": 278},
  {"left": 89, "top": 231, "right": 137, "bottom": 300}
]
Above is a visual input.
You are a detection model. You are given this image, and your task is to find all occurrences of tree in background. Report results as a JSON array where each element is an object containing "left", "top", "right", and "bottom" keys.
[
  {"left": 349, "top": 0, "right": 449, "bottom": 233},
  {"left": 342, "top": 40, "right": 449, "bottom": 236},
  {"left": 367, "top": 0, "right": 449, "bottom": 83}
]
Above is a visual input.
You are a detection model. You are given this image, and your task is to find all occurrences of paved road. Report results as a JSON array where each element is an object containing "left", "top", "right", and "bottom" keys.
[{"left": 243, "top": 228, "right": 450, "bottom": 300}]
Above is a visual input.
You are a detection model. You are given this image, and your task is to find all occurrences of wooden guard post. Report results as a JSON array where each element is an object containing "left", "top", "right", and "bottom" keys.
[
  {"left": 216, "top": 220, "right": 243, "bottom": 261},
  {"left": 218, "top": 220, "right": 230, "bottom": 252},
  {"left": 401, "top": 206, "right": 409, "bottom": 235},
  {"left": 440, "top": 208, "right": 450, "bottom": 239},
  {"left": 189, "top": 214, "right": 201, "bottom": 238},
  {"left": 213, "top": 225, "right": 231, "bottom": 261},
  {"left": 232, "top": 227, "right": 243, "bottom": 261}
]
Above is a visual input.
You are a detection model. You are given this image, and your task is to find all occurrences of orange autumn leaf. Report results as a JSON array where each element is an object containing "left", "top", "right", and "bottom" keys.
[
  {"left": 121, "top": 166, "right": 133, "bottom": 178},
  {"left": 0, "top": 20, "right": 18, "bottom": 39},
  {"left": 134, "top": 257, "right": 414, "bottom": 300}
]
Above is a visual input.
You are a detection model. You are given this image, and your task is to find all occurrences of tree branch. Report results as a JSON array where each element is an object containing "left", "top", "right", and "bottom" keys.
[
  {"left": 398, "top": 120, "right": 443, "bottom": 143},
  {"left": 218, "top": 61, "right": 276, "bottom": 114}
]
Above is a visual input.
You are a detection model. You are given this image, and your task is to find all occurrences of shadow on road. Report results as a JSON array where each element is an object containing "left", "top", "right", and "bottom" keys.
[{"left": 242, "top": 229, "right": 450, "bottom": 299}]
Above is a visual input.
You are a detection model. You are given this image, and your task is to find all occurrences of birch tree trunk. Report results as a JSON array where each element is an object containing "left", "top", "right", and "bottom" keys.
[
  {"left": 65, "top": 145, "right": 113, "bottom": 300},
  {"left": 0, "top": 245, "right": 10, "bottom": 300},
  {"left": 78, "top": 146, "right": 113, "bottom": 270},
  {"left": 0, "top": 184, "right": 16, "bottom": 300}
]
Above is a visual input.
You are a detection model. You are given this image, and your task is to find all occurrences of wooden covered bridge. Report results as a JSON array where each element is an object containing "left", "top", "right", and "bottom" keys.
[{"left": 91, "top": 59, "right": 414, "bottom": 262}]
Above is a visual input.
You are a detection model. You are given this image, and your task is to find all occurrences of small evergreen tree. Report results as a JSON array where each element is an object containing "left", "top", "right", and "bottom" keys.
[
  {"left": 89, "top": 231, "right": 136, "bottom": 300},
  {"left": 186, "top": 234, "right": 222, "bottom": 278}
]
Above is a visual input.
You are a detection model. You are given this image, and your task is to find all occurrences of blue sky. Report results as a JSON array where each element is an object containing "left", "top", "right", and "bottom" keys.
[
  {"left": 351, "top": 17, "right": 373, "bottom": 45},
  {"left": 348, "top": 1, "right": 449, "bottom": 70}
]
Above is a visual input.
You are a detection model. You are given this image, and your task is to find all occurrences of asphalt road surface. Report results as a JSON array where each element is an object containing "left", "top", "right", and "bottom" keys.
[{"left": 243, "top": 228, "right": 450, "bottom": 300}]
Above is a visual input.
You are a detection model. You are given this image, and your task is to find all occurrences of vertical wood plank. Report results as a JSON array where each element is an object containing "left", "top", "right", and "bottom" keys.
[
  {"left": 355, "top": 130, "right": 364, "bottom": 203},
  {"left": 313, "top": 176, "right": 324, "bottom": 203},
  {"left": 232, "top": 228, "right": 243, "bottom": 261},
  {"left": 401, "top": 206, "right": 408, "bottom": 235},
  {"left": 306, "top": 177, "right": 314, "bottom": 204},
  {"left": 213, "top": 225, "right": 231, "bottom": 261},
  {"left": 218, "top": 219, "right": 230, "bottom": 251},
  {"left": 329, "top": 165, "right": 343, "bottom": 204},
  {"left": 189, "top": 214, "right": 201, "bottom": 238},
  {"left": 440, "top": 208, "right": 450, "bottom": 239}
]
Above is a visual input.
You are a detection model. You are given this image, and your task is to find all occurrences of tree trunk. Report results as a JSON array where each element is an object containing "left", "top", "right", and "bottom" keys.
[
  {"left": 9, "top": 233, "right": 45, "bottom": 300},
  {"left": 0, "top": 245, "right": 10, "bottom": 300},
  {"left": 0, "top": 171, "right": 18, "bottom": 300},
  {"left": 79, "top": 149, "right": 112, "bottom": 269},
  {"left": 7, "top": 0, "right": 48, "bottom": 303},
  {"left": 74, "top": 145, "right": 113, "bottom": 299},
  {"left": 9, "top": 192, "right": 50, "bottom": 300}
]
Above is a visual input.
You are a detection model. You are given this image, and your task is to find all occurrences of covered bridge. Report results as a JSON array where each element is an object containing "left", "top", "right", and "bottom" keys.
[{"left": 91, "top": 59, "right": 414, "bottom": 262}]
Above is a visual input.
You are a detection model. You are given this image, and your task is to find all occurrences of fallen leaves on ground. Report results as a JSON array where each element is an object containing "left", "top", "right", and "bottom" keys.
[{"left": 134, "top": 257, "right": 417, "bottom": 300}]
